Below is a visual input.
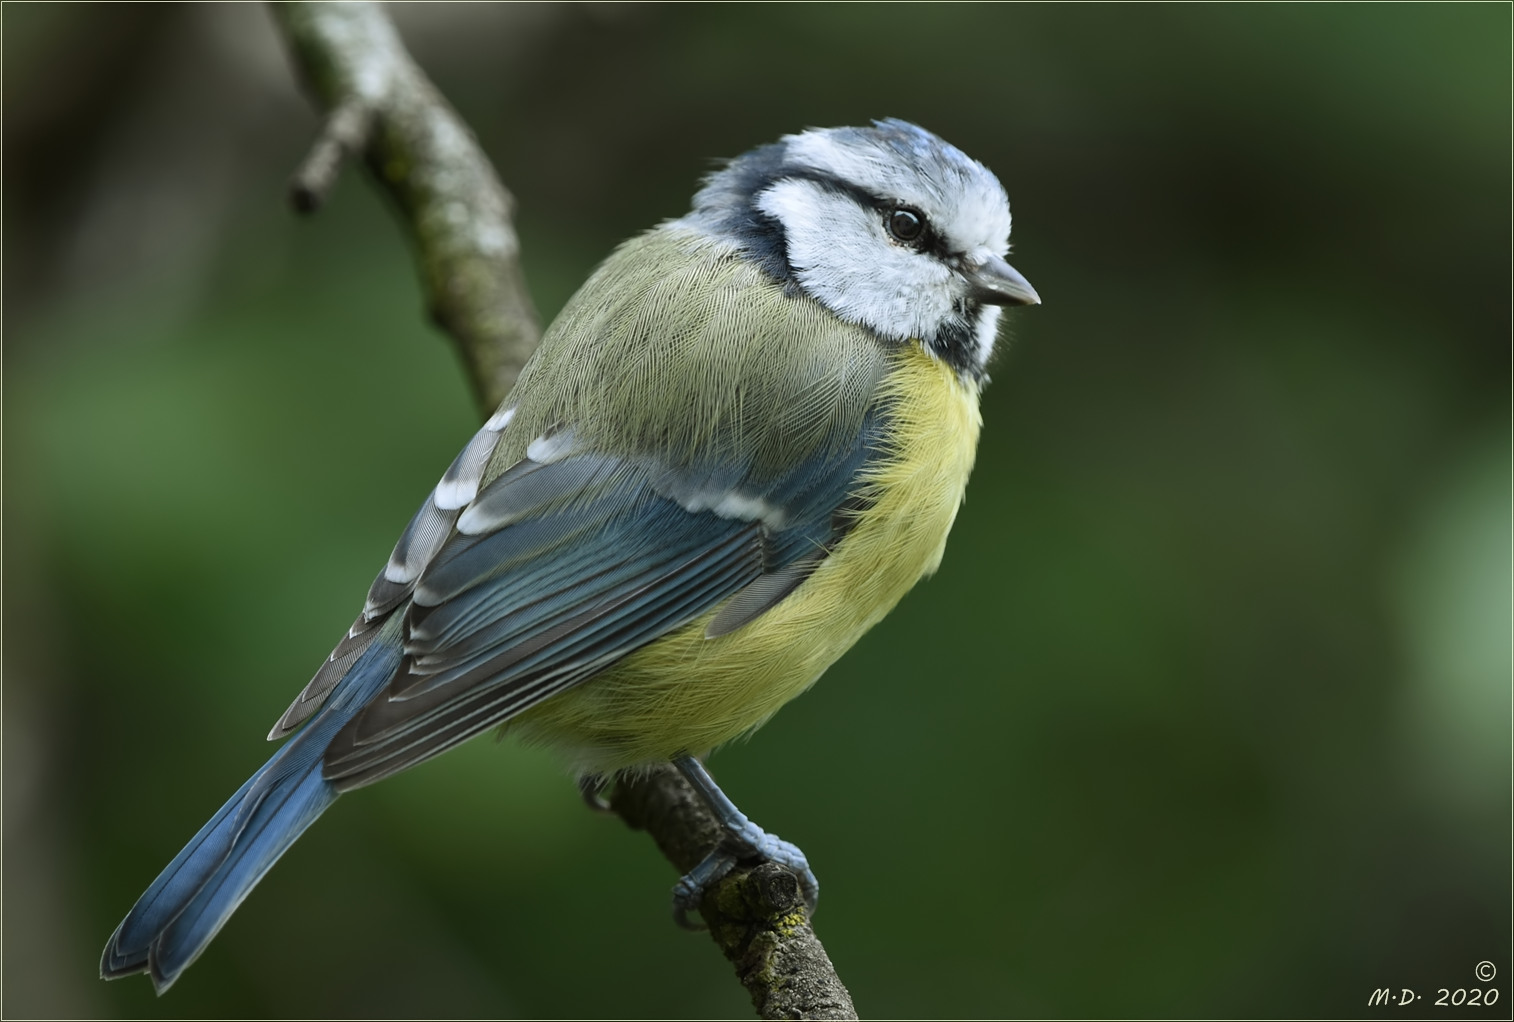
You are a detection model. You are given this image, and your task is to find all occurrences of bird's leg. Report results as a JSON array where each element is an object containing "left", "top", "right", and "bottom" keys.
[{"left": 670, "top": 754, "right": 819, "bottom": 929}]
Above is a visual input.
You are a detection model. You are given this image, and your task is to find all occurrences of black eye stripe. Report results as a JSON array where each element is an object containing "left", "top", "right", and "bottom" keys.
[
  {"left": 777, "top": 168, "right": 880, "bottom": 211},
  {"left": 757, "top": 168, "right": 955, "bottom": 262}
]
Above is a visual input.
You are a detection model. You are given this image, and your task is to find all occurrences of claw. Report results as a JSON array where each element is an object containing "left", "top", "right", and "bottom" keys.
[
  {"left": 668, "top": 755, "right": 820, "bottom": 925},
  {"left": 577, "top": 774, "right": 613, "bottom": 813},
  {"left": 671, "top": 849, "right": 737, "bottom": 930}
]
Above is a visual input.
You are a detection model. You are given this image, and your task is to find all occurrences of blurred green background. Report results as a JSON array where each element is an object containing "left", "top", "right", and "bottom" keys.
[{"left": 5, "top": 4, "right": 1508, "bottom": 1018}]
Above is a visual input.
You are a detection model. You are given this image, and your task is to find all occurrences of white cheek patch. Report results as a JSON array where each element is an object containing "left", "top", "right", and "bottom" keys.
[{"left": 756, "top": 179, "right": 954, "bottom": 344}]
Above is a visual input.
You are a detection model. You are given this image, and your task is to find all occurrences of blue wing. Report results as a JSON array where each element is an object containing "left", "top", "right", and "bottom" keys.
[{"left": 319, "top": 409, "right": 886, "bottom": 790}]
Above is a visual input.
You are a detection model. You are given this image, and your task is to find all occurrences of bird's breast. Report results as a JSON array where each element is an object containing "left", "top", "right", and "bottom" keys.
[{"left": 510, "top": 341, "right": 983, "bottom": 774}]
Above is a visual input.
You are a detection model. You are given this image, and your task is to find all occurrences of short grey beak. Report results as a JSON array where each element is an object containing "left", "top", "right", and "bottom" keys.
[{"left": 965, "top": 254, "right": 1041, "bottom": 306}]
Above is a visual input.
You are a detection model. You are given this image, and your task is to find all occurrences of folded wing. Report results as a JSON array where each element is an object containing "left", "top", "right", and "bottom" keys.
[{"left": 318, "top": 407, "right": 884, "bottom": 790}]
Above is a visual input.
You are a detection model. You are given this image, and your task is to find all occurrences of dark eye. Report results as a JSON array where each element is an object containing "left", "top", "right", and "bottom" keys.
[{"left": 886, "top": 207, "right": 926, "bottom": 244}]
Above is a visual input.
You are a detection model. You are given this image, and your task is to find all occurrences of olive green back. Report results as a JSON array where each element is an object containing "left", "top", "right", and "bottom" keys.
[{"left": 484, "top": 228, "right": 894, "bottom": 485}]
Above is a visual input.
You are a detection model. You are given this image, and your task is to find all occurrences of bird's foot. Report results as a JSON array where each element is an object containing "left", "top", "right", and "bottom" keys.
[{"left": 669, "top": 755, "right": 819, "bottom": 930}]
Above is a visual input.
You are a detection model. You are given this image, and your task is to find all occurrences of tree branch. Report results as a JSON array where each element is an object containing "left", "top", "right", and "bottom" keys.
[
  {"left": 269, "top": 4, "right": 856, "bottom": 1018},
  {"left": 612, "top": 765, "right": 858, "bottom": 1019},
  {"left": 273, "top": 0, "right": 539, "bottom": 416}
]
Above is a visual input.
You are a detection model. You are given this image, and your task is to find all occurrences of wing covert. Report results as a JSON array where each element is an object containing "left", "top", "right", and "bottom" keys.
[{"left": 319, "top": 408, "right": 886, "bottom": 790}]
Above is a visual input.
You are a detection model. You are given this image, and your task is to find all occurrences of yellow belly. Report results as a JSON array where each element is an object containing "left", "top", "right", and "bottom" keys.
[{"left": 510, "top": 343, "right": 982, "bottom": 774}]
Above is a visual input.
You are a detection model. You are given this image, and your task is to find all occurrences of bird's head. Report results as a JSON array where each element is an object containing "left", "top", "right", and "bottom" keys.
[{"left": 682, "top": 118, "right": 1039, "bottom": 382}]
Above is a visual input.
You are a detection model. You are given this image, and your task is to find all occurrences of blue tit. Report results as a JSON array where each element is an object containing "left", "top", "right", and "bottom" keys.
[{"left": 101, "top": 118, "right": 1039, "bottom": 991}]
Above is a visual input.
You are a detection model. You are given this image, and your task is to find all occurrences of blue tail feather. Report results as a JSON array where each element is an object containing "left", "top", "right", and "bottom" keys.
[{"left": 101, "top": 624, "right": 404, "bottom": 992}]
